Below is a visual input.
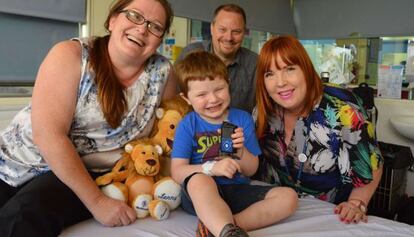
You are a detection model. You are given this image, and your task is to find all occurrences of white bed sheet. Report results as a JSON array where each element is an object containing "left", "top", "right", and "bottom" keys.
[
  {"left": 2, "top": 111, "right": 412, "bottom": 237},
  {"left": 61, "top": 197, "right": 414, "bottom": 237}
]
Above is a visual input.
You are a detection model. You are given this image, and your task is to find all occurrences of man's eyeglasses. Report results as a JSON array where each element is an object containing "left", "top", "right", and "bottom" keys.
[{"left": 120, "top": 9, "right": 165, "bottom": 38}]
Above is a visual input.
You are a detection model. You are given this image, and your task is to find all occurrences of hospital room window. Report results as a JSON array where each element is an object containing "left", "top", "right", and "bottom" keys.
[
  {"left": 0, "top": 0, "right": 85, "bottom": 97},
  {"left": 300, "top": 36, "right": 414, "bottom": 90}
]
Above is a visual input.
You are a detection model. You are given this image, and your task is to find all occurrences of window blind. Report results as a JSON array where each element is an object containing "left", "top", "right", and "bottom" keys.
[{"left": 0, "top": 0, "right": 85, "bottom": 84}]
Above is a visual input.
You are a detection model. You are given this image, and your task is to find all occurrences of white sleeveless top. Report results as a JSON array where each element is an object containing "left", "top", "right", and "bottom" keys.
[{"left": 0, "top": 38, "right": 171, "bottom": 187}]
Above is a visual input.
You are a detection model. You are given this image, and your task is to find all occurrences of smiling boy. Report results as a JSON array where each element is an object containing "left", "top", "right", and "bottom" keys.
[{"left": 171, "top": 51, "right": 297, "bottom": 237}]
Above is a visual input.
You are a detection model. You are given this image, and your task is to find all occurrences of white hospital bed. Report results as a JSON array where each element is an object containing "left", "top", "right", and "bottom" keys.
[
  {"left": 61, "top": 197, "right": 414, "bottom": 237},
  {"left": 2, "top": 101, "right": 413, "bottom": 237}
]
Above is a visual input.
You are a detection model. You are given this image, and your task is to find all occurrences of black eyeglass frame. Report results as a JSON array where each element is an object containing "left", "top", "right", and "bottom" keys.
[{"left": 119, "top": 9, "right": 165, "bottom": 38}]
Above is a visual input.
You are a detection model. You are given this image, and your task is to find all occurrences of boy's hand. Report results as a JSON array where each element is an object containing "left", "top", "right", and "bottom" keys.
[
  {"left": 231, "top": 127, "right": 244, "bottom": 149},
  {"left": 211, "top": 157, "right": 241, "bottom": 179},
  {"left": 230, "top": 127, "right": 246, "bottom": 160}
]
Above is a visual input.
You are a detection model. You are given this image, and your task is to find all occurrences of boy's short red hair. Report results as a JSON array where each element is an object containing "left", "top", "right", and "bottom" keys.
[{"left": 175, "top": 51, "right": 229, "bottom": 96}]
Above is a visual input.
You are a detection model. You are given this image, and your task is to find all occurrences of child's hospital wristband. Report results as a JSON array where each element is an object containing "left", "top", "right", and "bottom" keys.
[{"left": 202, "top": 161, "right": 217, "bottom": 176}]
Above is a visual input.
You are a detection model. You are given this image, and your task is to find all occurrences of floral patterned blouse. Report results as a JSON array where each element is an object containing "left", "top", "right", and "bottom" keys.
[
  {"left": 255, "top": 85, "right": 383, "bottom": 203},
  {"left": 0, "top": 38, "right": 171, "bottom": 187}
]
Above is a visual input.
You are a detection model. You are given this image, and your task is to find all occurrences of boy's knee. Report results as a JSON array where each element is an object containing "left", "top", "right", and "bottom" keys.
[
  {"left": 266, "top": 187, "right": 298, "bottom": 210},
  {"left": 186, "top": 173, "right": 215, "bottom": 192},
  {"left": 267, "top": 187, "right": 297, "bottom": 198}
]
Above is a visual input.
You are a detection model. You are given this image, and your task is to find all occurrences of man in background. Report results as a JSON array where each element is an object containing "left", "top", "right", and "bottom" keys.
[{"left": 176, "top": 3, "right": 257, "bottom": 113}]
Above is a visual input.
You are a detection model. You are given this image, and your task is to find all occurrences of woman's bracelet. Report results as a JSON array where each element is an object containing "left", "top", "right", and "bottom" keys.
[{"left": 348, "top": 199, "right": 367, "bottom": 214}]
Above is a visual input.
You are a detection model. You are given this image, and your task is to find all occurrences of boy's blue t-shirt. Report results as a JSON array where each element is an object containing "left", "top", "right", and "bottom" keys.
[{"left": 171, "top": 108, "right": 261, "bottom": 184}]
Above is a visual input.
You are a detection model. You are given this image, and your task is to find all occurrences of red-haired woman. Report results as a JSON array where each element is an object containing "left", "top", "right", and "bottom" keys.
[{"left": 254, "top": 35, "right": 383, "bottom": 224}]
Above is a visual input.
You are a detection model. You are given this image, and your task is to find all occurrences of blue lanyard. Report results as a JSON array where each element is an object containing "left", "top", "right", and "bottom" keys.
[{"left": 282, "top": 121, "right": 310, "bottom": 193}]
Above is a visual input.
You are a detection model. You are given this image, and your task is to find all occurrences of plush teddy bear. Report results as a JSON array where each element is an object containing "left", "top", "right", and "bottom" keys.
[
  {"left": 150, "top": 95, "right": 190, "bottom": 177},
  {"left": 95, "top": 138, "right": 181, "bottom": 220}
]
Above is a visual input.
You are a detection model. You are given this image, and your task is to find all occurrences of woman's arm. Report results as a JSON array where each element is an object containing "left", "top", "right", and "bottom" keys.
[
  {"left": 31, "top": 40, "right": 135, "bottom": 227},
  {"left": 348, "top": 165, "right": 383, "bottom": 206},
  {"left": 333, "top": 97, "right": 385, "bottom": 224},
  {"left": 335, "top": 165, "right": 383, "bottom": 224}
]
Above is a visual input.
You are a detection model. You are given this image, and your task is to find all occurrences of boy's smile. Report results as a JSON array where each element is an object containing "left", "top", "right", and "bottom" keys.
[{"left": 182, "top": 76, "right": 230, "bottom": 124}]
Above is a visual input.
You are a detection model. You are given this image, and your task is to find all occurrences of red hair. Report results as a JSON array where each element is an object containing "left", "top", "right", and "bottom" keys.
[
  {"left": 174, "top": 51, "right": 229, "bottom": 96},
  {"left": 255, "top": 35, "right": 323, "bottom": 137}
]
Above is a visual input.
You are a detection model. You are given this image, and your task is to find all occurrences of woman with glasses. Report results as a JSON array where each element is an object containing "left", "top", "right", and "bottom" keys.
[{"left": 0, "top": 0, "right": 175, "bottom": 236}]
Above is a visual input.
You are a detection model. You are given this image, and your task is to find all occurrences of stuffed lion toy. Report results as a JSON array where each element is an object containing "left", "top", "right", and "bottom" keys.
[
  {"left": 95, "top": 139, "right": 181, "bottom": 220},
  {"left": 151, "top": 95, "right": 190, "bottom": 177}
]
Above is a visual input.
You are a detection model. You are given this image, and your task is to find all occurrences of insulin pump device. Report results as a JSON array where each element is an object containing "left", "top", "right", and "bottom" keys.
[{"left": 220, "top": 121, "right": 238, "bottom": 155}]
